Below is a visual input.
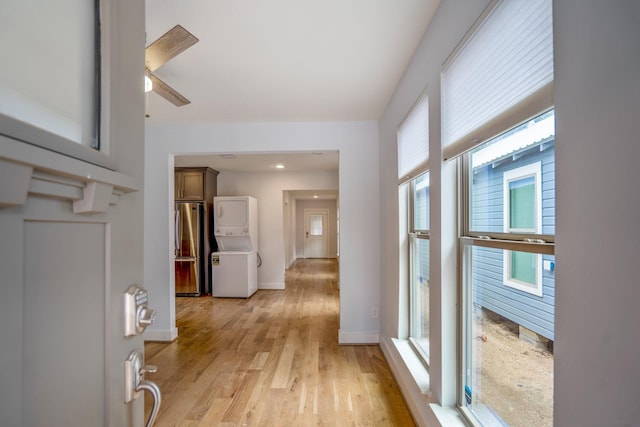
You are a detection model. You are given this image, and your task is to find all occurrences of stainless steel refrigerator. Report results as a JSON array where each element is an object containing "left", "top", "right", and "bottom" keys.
[{"left": 175, "top": 201, "right": 207, "bottom": 295}]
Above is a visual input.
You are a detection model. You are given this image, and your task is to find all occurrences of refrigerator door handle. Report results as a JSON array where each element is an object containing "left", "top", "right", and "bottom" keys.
[{"left": 174, "top": 209, "right": 180, "bottom": 257}]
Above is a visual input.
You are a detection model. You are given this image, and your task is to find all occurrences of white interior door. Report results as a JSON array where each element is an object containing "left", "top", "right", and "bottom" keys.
[
  {"left": 0, "top": 0, "right": 146, "bottom": 425},
  {"left": 304, "top": 209, "right": 329, "bottom": 258}
]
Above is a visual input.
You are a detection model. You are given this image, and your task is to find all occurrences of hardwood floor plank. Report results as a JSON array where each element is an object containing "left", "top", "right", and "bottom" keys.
[
  {"left": 269, "top": 329, "right": 297, "bottom": 389},
  {"left": 145, "top": 259, "right": 415, "bottom": 426}
]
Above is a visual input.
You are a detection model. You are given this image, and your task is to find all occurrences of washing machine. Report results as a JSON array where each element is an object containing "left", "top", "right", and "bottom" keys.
[{"left": 211, "top": 251, "right": 257, "bottom": 298}]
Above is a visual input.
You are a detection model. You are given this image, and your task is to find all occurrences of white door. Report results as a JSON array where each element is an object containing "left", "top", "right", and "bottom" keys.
[
  {"left": 304, "top": 209, "right": 329, "bottom": 258},
  {"left": 0, "top": 1, "right": 146, "bottom": 425}
]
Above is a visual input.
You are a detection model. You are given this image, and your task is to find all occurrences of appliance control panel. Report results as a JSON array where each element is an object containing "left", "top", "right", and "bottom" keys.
[
  {"left": 216, "top": 227, "right": 249, "bottom": 236},
  {"left": 124, "top": 285, "right": 157, "bottom": 337}
]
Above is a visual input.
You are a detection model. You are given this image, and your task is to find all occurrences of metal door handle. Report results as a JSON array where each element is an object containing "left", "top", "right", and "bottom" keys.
[
  {"left": 125, "top": 350, "right": 162, "bottom": 426},
  {"left": 137, "top": 380, "right": 161, "bottom": 427},
  {"left": 174, "top": 210, "right": 180, "bottom": 257}
]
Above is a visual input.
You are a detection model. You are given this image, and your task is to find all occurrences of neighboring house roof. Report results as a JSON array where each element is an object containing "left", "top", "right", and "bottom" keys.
[{"left": 472, "top": 114, "right": 555, "bottom": 169}]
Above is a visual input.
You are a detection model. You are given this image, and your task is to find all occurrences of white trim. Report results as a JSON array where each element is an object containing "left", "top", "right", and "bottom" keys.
[
  {"left": 0, "top": 134, "right": 139, "bottom": 192},
  {"left": 503, "top": 253, "right": 544, "bottom": 297},
  {"left": 258, "top": 282, "right": 285, "bottom": 290},
  {"left": 380, "top": 338, "right": 432, "bottom": 426},
  {"left": 143, "top": 327, "right": 178, "bottom": 342},
  {"left": 380, "top": 337, "right": 469, "bottom": 427},
  {"left": 338, "top": 330, "right": 379, "bottom": 344},
  {"left": 398, "top": 182, "right": 410, "bottom": 339}
]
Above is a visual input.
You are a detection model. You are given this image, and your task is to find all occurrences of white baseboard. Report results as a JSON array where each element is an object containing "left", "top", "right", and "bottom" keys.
[
  {"left": 143, "top": 327, "right": 178, "bottom": 342},
  {"left": 258, "top": 282, "right": 285, "bottom": 290},
  {"left": 338, "top": 330, "right": 379, "bottom": 344}
]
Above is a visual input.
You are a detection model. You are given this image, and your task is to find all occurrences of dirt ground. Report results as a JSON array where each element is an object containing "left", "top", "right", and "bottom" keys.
[{"left": 471, "top": 308, "right": 554, "bottom": 427}]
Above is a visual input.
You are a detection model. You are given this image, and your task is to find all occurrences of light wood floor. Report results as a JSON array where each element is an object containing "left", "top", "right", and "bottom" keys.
[{"left": 145, "top": 258, "right": 415, "bottom": 426}]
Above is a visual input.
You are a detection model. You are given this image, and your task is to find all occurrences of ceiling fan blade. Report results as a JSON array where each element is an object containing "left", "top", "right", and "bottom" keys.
[
  {"left": 145, "top": 25, "right": 199, "bottom": 72},
  {"left": 149, "top": 73, "right": 191, "bottom": 106}
]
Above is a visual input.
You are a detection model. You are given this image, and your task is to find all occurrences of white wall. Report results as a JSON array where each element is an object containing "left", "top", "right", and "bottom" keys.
[
  {"left": 378, "top": 0, "right": 640, "bottom": 426},
  {"left": 553, "top": 1, "right": 640, "bottom": 425},
  {"left": 217, "top": 170, "right": 338, "bottom": 289},
  {"left": 295, "top": 199, "right": 338, "bottom": 259},
  {"left": 144, "top": 121, "right": 380, "bottom": 343}
]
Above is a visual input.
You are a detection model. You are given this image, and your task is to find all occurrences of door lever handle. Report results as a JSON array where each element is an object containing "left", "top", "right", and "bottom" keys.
[
  {"left": 125, "top": 350, "right": 162, "bottom": 427},
  {"left": 137, "top": 379, "right": 161, "bottom": 427},
  {"left": 140, "top": 364, "right": 157, "bottom": 374}
]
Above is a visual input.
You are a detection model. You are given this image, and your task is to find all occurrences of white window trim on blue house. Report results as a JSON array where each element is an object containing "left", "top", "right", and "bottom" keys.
[{"left": 502, "top": 162, "right": 543, "bottom": 296}]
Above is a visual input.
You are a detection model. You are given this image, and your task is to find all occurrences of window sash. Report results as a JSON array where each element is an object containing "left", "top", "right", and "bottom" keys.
[
  {"left": 509, "top": 182, "right": 536, "bottom": 230},
  {"left": 510, "top": 251, "right": 537, "bottom": 284},
  {"left": 460, "top": 242, "right": 553, "bottom": 423},
  {"left": 409, "top": 233, "right": 430, "bottom": 366},
  {"left": 0, "top": 0, "right": 101, "bottom": 149},
  {"left": 407, "top": 171, "right": 430, "bottom": 367},
  {"left": 411, "top": 172, "right": 430, "bottom": 232}
]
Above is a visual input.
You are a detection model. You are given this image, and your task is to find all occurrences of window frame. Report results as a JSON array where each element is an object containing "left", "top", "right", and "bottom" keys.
[
  {"left": 408, "top": 171, "right": 430, "bottom": 367},
  {"left": 0, "top": 0, "right": 114, "bottom": 170},
  {"left": 459, "top": 117, "right": 555, "bottom": 425}
]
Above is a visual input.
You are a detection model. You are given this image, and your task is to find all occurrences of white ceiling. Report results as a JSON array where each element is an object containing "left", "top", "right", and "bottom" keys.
[
  {"left": 145, "top": 0, "right": 440, "bottom": 125},
  {"left": 149, "top": 0, "right": 439, "bottom": 185}
]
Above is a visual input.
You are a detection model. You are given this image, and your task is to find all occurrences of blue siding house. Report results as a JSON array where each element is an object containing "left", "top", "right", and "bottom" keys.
[{"left": 471, "top": 115, "right": 555, "bottom": 341}]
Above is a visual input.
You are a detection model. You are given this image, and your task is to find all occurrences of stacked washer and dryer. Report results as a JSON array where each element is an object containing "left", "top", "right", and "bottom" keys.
[{"left": 211, "top": 196, "right": 259, "bottom": 298}]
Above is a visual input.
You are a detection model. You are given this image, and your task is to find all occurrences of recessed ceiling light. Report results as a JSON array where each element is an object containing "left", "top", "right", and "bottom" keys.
[
  {"left": 220, "top": 154, "right": 236, "bottom": 159},
  {"left": 275, "top": 164, "right": 285, "bottom": 169},
  {"left": 313, "top": 195, "right": 319, "bottom": 198},
  {"left": 312, "top": 152, "right": 323, "bottom": 155}
]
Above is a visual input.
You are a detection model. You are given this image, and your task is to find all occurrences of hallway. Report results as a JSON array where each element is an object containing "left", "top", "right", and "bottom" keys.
[{"left": 145, "top": 258, "right": 415, "bottom": 426}]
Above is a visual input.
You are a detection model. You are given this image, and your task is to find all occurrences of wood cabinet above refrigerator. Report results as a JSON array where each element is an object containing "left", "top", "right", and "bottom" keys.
[{"left": 175, "top": 167, "right": 219, "bottom": 201}]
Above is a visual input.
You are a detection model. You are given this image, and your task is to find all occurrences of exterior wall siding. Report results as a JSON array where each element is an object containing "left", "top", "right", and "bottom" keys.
[{"left": 471, "top": 143, "right": 556, "bottom": 340}]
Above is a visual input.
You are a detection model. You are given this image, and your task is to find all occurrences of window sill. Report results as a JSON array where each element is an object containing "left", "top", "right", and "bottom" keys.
[
  {"left": 391, "top": 338, "right": 430, "bottom": 393},
  {"left": 381, "top": 337, "right": 469, "bottom": 427}
]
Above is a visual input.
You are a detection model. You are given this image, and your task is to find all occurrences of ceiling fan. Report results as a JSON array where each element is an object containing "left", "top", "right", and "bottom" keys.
[{"left": 145, "top": 25, "right": 199, "bottom": 107}]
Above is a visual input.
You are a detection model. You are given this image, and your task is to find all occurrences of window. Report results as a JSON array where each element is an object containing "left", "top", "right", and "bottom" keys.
[
  {"left": 398, "top": 90, "right": 430, "bottom": 366},
  {"left": 0, "top": 0, "right": 111, "bottom": 168},
  {"left": 440, "top": 0, "right": 555, "bottom": 425},
  {"left": 503, "top": 163, "right": 543, "bottom": 295},
  {"left": 463, "top": 111, "right": 555, "bottom": 426},
  {"left": 409, "top": 172, "right": 430, "bottom": 363},
  {"left": 309, "top": 214, "right": 323, "bottom": 236}
]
